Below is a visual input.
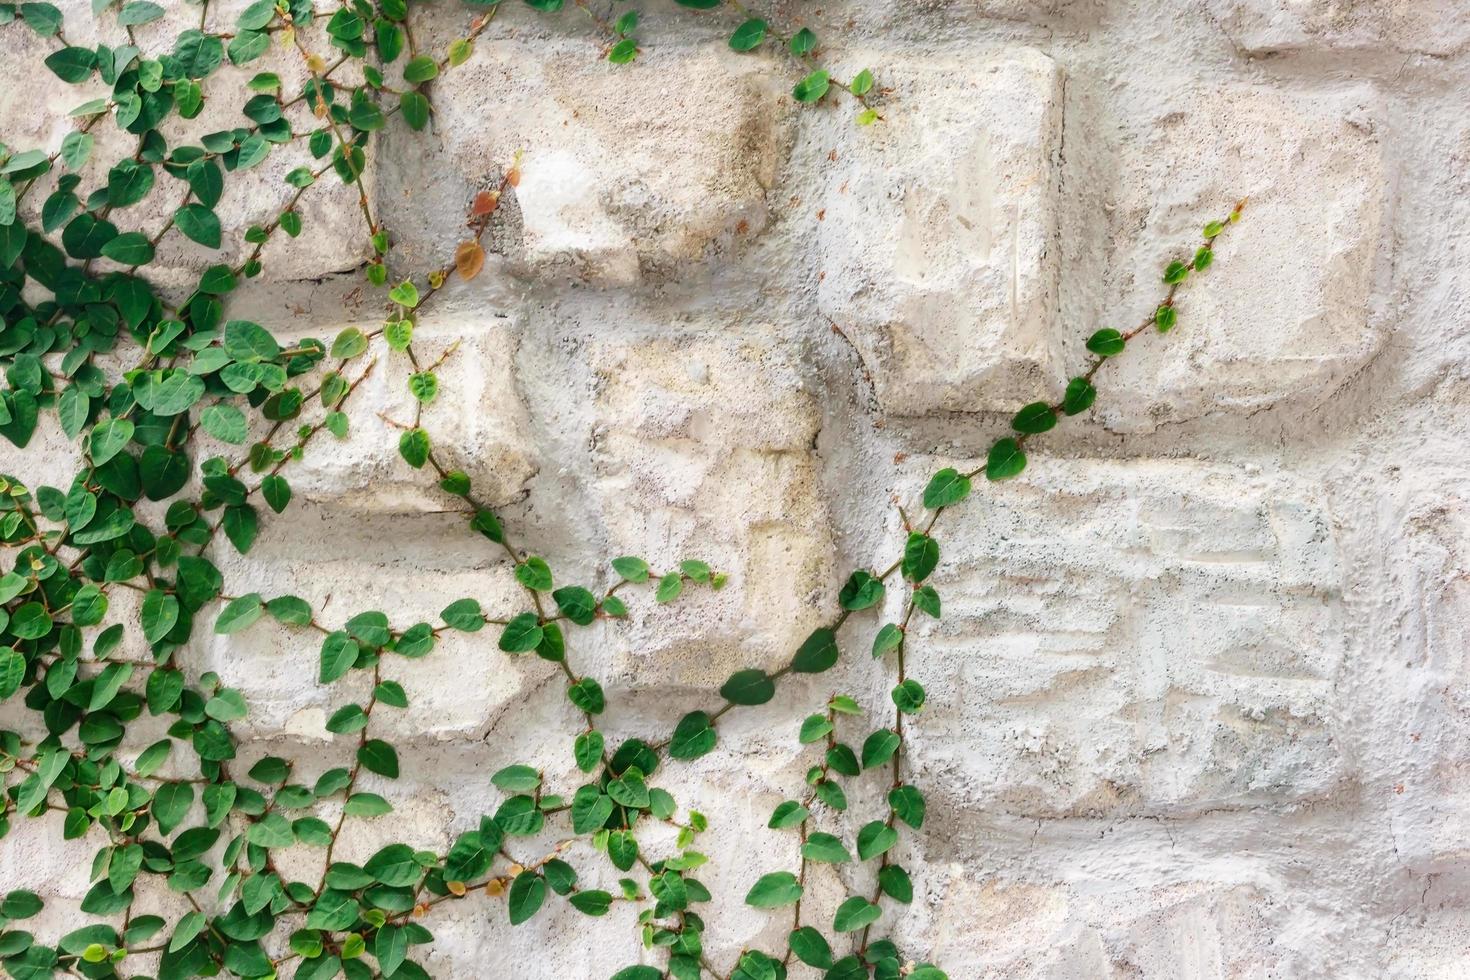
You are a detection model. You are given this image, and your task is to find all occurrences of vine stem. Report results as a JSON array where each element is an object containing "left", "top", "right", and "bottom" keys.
[{"left": 656, "top": 198, "right": 1249, "bottom": 747}]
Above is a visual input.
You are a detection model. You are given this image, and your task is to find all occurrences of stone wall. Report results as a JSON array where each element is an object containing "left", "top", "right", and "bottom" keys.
[{"left": 3, "top": 0, "right": 1470, "bottom": 977}]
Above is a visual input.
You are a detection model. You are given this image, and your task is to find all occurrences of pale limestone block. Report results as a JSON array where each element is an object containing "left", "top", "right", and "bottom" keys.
[
  {"left": 901, "top": 457, "right": 1344, "bottom": 817},
  {"left": 392, "top": 39, "right": 791, "bottom": 284},
  {"left": 285, "top": 315, "right": 538, "bottom": 511},
  {"left": 583, "top": 325, "right": 835, "bottom": 687},
  {"left": 817, "top": 47, "right": 1063, "bottom": 416},
  {"left": 1203, "top": 0, "right": 1470, "bottom": 56},
  {"left": 1099, "top": 84, "right": 1384, "bottom": 429},
  {"left": 194, "top": 556, "right": 527, "bottom": 741},
  {"left": 1382, "top": 486, "right": 1470, "bottom": 874}
]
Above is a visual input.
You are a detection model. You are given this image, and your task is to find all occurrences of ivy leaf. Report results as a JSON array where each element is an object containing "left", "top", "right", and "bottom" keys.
[
  {"left": 319, "top": 631, "right": 359, "bottom": 684},
  {"left": 856, "top": 820, "right": 898, "bottom": 861},
  {"left": 654, "top": 572, "right": 683, "bottom": 603},
  {"left": 1011, "top": 401, "right": 1057, "bottom": 434},
  {"left": 491, "top": 765, "right": 542, "bottom": 793},
  {"left": 498, "top": 613, "right": 543, "bottom": 653},
  {"left": 552, "top": 586, "right": 597, "bottom": 625},
  {"left": 788, "top": 927, "right": 834, "bottom": 969},
  {"left": 511, "top": 557, "right": 552, "bottom": 592},
  {"left": 838, "top": 570, "right": 884, "bottom": 611},
  {"left": 791, "top": 627, "right": 839, "bottom": 674},
  {"left": 901, "top": 532, "right": 939, "bottom": 582},
  {"left": 1061, "top": 377, "right": 1096, "bottom": 416},
  {"left": 893, "top": 679, "right": 926, "bottom": 714},
  {"left": 862, "top": 729, "right": 901, "bottom": 769},
  {"left": 985, "top": 437, "right": 1027, "bottom": 482},
  {"left": 261, "top": 475, "right": 291, "bottom": 514},
  {"left": 140, "top": 589, "right": 179, "bottom": 644},
  {"left": 668, "top": 711, "right": 716, "bottom": 760},
  {"left": 215, "top": 593, "right": 264, "bottom": 634},
  {"left": 793, "top": 69, "right": 830, "bottom": 103},
  {"left": 375, "top": 924, "right": 408, "bottom": 976},
  {"left": 921, "top": 468, "right": 971, "bottom": 509},
  {"left": 357, "top": 739, "right": 399, "bottom": 778},
  {"left": 864, "top": 620, "right": 899, "bottom": 658},
  {"left": 388, "top": 280, "right": 419, "bottom": 308},
  {"left": 745, "top": 871, "right": 802, "bottom": 908},
  {"left": 611, "top": 556, "right": 649, "bottom": 582},
  {"left": 151, "top": 782, "right": 194, "bottom": 835},
  {"left": 729, "top": 18, "right": 767, "bottom": 50},
  {"left": 833, "top": 896, "right": 882, "bottom": 933},
  {"left": 879, "top": 864, "right": 914, "bottom": 903},
  {"left": 1085, "top": 328, "right": 1125, "bottom": 357},
  {"left": 400, "top": 90, "right": 430, "bottom": 130},
  {"left": 174, "top": 204, "right": 222, "bottom": 247},
  {"left": 719, "top": 668, "right": 774, "bottom": 706},
  {"left": 398, "top": 427, "right": 430, "bottom": 468},
  {"left": 801, "top": 832, "right": 851, "bottom": 864},
  {"left": 441, "top": 598, "right": 485, "bottom": 632},
  {"left": 88, "top": 418, "right": 134, "bottom": 465}
]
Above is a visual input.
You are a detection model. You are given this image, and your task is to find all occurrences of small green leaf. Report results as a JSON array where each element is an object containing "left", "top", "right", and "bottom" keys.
[
  {"left": 388, "top": 280, "right": 419, "bottom": 308},
  {"left": 921, "top": 468, "right": 971, "bottom": 509},
  {"left": 215, "top": 593, "right": 264, "bottom": 634},
  {"left": 611, "top": 556, "right": 649, "bottom": 583},
  {"left": 801, "top": 832, "right": 851, "bottom": 864},
  {"left": 508, "top": 872, "right": 547, "bottom": 925},
  {"left": 729, "top": 18, "right": 766, "bottom": 50},
  {"left": 902, "top": 532, "right": 939, "bottom": 582},
  {"left": 175, "top": 204, "right": 222, "bottom": 248},
  {"left": 838, "top": 570, "right": 884, "bottom": 611},
  {"left": 892, "top": 678, "right": 926, "bottom": 714},
  {"left": 789, "top": 27, "right": 817, "bottom": 54},
  {"left": 856, "top": 820, "right": 898, "bottom": 861},
  {"left": 357, "top": 739, "right": 399, "bottom": 778},
  {"left": 1061, "top": 377, "right": 1096, "bottom": 416},
  {"left": 398, "top": 427, "right": 430, "bottom": 468},
  {"left": 1085, "top": 328, "right": 1126, "bottom": 357},
  {"left": 985, "top": 438, "right": 1027, "bottom": 482},
  {"left": 492, "top": 765, "right": 542, "bottom": 793},
  {"left": 1011, "top": 401, "right": 1057, "bottom": 434},
  {"left": 669, "top": 711, "right": 716, "bottom": 760},
  {"left": 499, "top": 613, "right": 544, "bottom": 653},
  {"left": 720, "top": 669, "right": 775, "bottom": 706},
  {"left": 791, "top": 627, "right": 839, "bottom": 674},
  {"left": 745, "top": 871, "right": 802, "bottom": 908},
  {"left": 833, "top": 896, "right": 881, "bottom": 933},
  {"left": 793, "top": 69, "right": 830, "bottom": 103}
]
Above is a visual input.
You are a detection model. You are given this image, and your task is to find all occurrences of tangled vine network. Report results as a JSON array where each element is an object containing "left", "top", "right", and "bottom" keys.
[{"left": 0, "top": 1, "right": 1245, "bottom": 979}]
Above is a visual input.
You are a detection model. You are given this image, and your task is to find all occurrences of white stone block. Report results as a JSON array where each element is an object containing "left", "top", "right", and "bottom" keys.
[
  {"left": 387, "top": 38, "right": 792, "bottom": 285},
  {"left": 1097, "top": 84, "right": 1385, "bottom": 429},
  {"left": 817, "top": 47, "right": 1063, "bottom": 416}
]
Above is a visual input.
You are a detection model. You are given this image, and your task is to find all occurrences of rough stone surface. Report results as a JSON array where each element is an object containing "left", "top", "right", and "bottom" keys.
[
  {"left": 2, "top": 0, "right": 1469, "bottom": 977},
  {"left": 817, "top": 47, "right": 1064, "bottom": 416}
]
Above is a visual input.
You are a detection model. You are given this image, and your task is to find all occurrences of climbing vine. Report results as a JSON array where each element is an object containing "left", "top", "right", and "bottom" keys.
[{"left": 0, "top": 2, "right": 1243, "bottom": 979}]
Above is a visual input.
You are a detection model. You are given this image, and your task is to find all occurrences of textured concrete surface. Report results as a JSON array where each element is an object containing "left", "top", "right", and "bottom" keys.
[{"left": 3, "top": 0, "right": 1470, "bottom": 977}]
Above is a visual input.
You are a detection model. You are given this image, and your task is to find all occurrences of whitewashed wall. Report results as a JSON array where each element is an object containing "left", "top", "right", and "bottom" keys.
[{"left": 3, "top": 0, "right": 1470, "bottom": 977}]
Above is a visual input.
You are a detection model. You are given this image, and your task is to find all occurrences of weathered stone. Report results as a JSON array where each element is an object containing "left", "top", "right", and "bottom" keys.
[
  {"left": 196, "top": 556, "right": 527, "bottom": 741},
  {"left": 1097, "top": 84, "right": 1384, "bottom": 430},
  {"left": 817, "top": 47, "right": 1063, "bottom": 417},
  {"left": 383, "top": 39, "right": 792, "bottom": 285},
  {"left": 582, "top": 325, "right": 835, "bottom": 687},
  {"left": 902, "top": 457, "right": 1345, "bottom": 817},
  {"left": 285, "top": 315, "right": 538, "bottom": 512},
  {"left": 1203, "top": 0, "right": 1470, "bottom": 56}
]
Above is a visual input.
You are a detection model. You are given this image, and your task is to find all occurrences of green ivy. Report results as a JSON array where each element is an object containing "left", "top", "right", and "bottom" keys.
[{"left": 0, "top": 1, "right": 1248, "bottom": 978}]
